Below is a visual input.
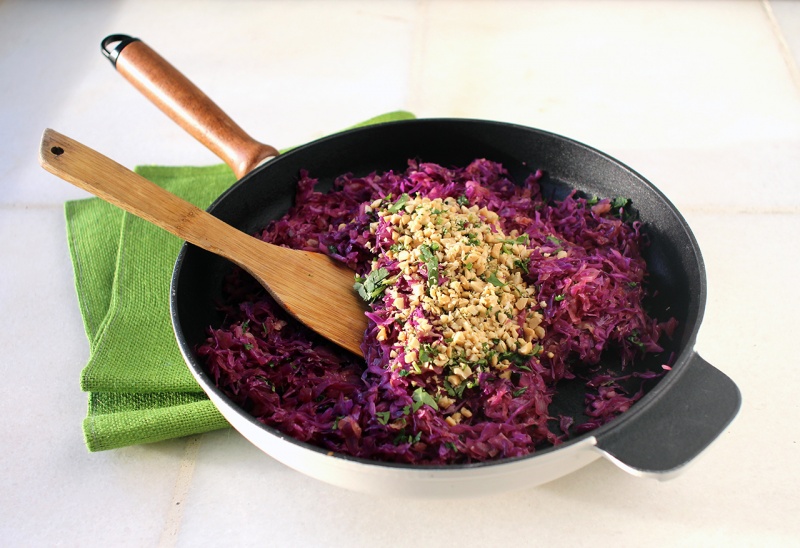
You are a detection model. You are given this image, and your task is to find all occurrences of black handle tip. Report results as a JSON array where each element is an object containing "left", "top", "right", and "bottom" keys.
[{"left": 101, "top": 34, "right": 140, "bottom": 67}]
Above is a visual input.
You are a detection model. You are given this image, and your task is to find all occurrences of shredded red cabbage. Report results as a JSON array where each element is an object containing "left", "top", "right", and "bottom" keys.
[{"left": 196, "top": 159, "right": 676, "bottom": 464}]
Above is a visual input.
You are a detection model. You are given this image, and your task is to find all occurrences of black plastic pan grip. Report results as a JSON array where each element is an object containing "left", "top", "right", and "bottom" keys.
[{"left": 594, "top": 353, "right": 741, "bottom": 478}]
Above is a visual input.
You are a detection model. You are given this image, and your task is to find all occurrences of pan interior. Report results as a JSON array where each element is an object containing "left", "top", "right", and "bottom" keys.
[{"left": 172, "top": 119, "right": 704, "bottom": 452}]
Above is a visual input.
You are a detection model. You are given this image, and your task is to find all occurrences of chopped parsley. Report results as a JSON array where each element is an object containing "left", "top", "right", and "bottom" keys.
[
  {"left": 503, "top": 234, "right": 530, "bottom": 245},
  {"left": 514, "top": 257, "right": 530, "bottom": 274},
  {"left": 444, "top": 377, "right": 469, "bottom": 399},
  {"left": 412, "top": 387, "right": 439, "bottom": 412},
  {"left": 627, "top": 329, "right": 645, "bottom": 350},
  {"left": 419, "top": 343, "right": 437, "bottom": 364},
  {"left": 354, "top": 267, "right": 392, "bottom": 303},
  {"left": 387, "top": 193, "right": 411, "bottom": 213},
  {"left": 611, "top": 196, "right": 629, "bottom": 209},
  {"left": 546, "top": 235, "right": 562, "bottom": 246},
  {"left": 419, "top": 244, "right": 439, "bottom": 290},
  {"left": 500, "top": 351, "right": 532, "bottom": 365},
  {"left": 487, "top": 271, "right": 505, "bottom": 287}
]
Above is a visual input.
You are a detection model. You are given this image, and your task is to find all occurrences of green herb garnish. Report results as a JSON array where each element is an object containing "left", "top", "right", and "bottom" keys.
[
  {"left": 627, "top": 329, "right": 645, "bottom": 350},
  {"left": 487, "top": 271, "right": 505, "bottom": 287},
  {"left": 546, "top": 235, "right": 562, "bottom": 246},
  {"left": 503, "top": 234, "right": 530, "bottom": 245},
  {"left": 514, "top": 258, "right": 530, "bottom": 274},
  {"left": 354, "top": 267, "right": 391, "bottom": 303},
  {"left": 611, "top": 196, "right": 629, "bottom": 209},
  {"left": 412, "top": 387, "right": 439, "bottom": 412},
  {"left": 419, "top": 343, "right": 437, "bottom": 364},
  {"left": 419, "top": 244, "right": 439, "bottom": 290},
  {"left": 388, "top": 193, "right": 411, "bottom": 213},
  {"left": 466, "top": 233, "right": 481, "bottom": 246},
  {"left": 499, "top": 352, "right": 531, "bottom": 365}
]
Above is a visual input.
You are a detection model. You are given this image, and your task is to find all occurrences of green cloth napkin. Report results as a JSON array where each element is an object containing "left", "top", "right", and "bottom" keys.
[{"left": 66, "top": 111, "right": 415, "bottom": 451}]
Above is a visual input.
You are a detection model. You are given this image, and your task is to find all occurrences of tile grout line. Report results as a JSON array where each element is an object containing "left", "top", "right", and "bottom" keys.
[
  {"left": 0, "top": 203, "right": 70, "bottom": 210},
  {"left": 762, "top": 0, "right": 800, "bottom": 95},
  {"left": 407, "top": 0, "right": 430, "bottom": 113},
  {"left": 157, "top": 435, "right": 203, "bottom": 548},
  {"left": 680, "top": 205, "right": 800, "bottom": 215}
]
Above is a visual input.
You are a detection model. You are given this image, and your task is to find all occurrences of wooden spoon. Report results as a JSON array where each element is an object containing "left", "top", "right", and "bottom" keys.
[{"left": 40, "top": 128, "right": 367, "bottom": 356}]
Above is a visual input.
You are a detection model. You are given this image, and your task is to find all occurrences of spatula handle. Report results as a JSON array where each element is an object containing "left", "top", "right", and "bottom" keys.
[
  {"left": 101, "top": 34, "right": 278, "bottom": 179},
  {"left": 41, "top": 128, "right": 367, "bottom": 356},
  {"left": 40, "top": 128, "right": 255, "bottom": 264}
]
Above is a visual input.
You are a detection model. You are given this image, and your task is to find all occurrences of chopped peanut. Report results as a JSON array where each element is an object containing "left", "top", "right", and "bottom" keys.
[{"left": 368, "top": 194, "right": 550, "bottom": 405}]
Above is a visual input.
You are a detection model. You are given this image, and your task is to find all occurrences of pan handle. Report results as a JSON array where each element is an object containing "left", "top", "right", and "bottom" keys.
[
  {"left": 593, "top": 352, "right": 741, "bottom": 478},
  {"left": 101, "top": 34, "right": 278, "bottom": 179}
]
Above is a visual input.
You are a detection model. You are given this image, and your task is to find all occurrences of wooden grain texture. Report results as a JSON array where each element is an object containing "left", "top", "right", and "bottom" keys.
[
  {"left": 114, "top": 40, "right": 278, "bottom": 179},
  {"left": 40, "top": 129, "right": 366, "bottom": 356}
]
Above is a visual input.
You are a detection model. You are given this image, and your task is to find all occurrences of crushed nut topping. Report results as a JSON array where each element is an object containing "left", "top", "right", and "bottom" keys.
[{"left": 368, "top": 194, "right": 545, "bottom": 389}]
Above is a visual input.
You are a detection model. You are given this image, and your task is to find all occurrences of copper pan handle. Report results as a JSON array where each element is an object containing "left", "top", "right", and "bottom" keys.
[{"left": 101, "top": 34, "right": 278, "bottom": 179}]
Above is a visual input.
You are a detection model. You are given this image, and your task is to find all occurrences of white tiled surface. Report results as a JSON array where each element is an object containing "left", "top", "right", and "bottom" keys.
[{"left": 2, "top": 0, "right": 799, "bottom": 545}]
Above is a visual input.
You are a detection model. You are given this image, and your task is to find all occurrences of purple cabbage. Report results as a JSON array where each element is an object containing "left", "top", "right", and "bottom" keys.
[{"left": 196, "top": 159, "right": 676, "bottom": 464}]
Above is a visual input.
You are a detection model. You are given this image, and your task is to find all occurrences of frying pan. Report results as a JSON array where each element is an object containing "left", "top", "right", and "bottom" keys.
[{"left": 102, "top": 35, "right": 741, "bottom": 497}]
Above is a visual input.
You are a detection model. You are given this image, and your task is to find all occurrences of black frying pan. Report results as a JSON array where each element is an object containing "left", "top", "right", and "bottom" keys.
[{"left": 102, "top": 35, "right": 741, "bottom": 493}]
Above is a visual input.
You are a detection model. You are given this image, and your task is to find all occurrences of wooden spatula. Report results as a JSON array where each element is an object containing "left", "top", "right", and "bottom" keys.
[{"left": 40, "top": 129, "right": 367, "bottom": 356}]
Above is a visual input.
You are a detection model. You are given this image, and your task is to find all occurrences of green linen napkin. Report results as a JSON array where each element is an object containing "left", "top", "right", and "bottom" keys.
[{"left": 66, "top": 111, "right": 415, "bottom": 451}]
